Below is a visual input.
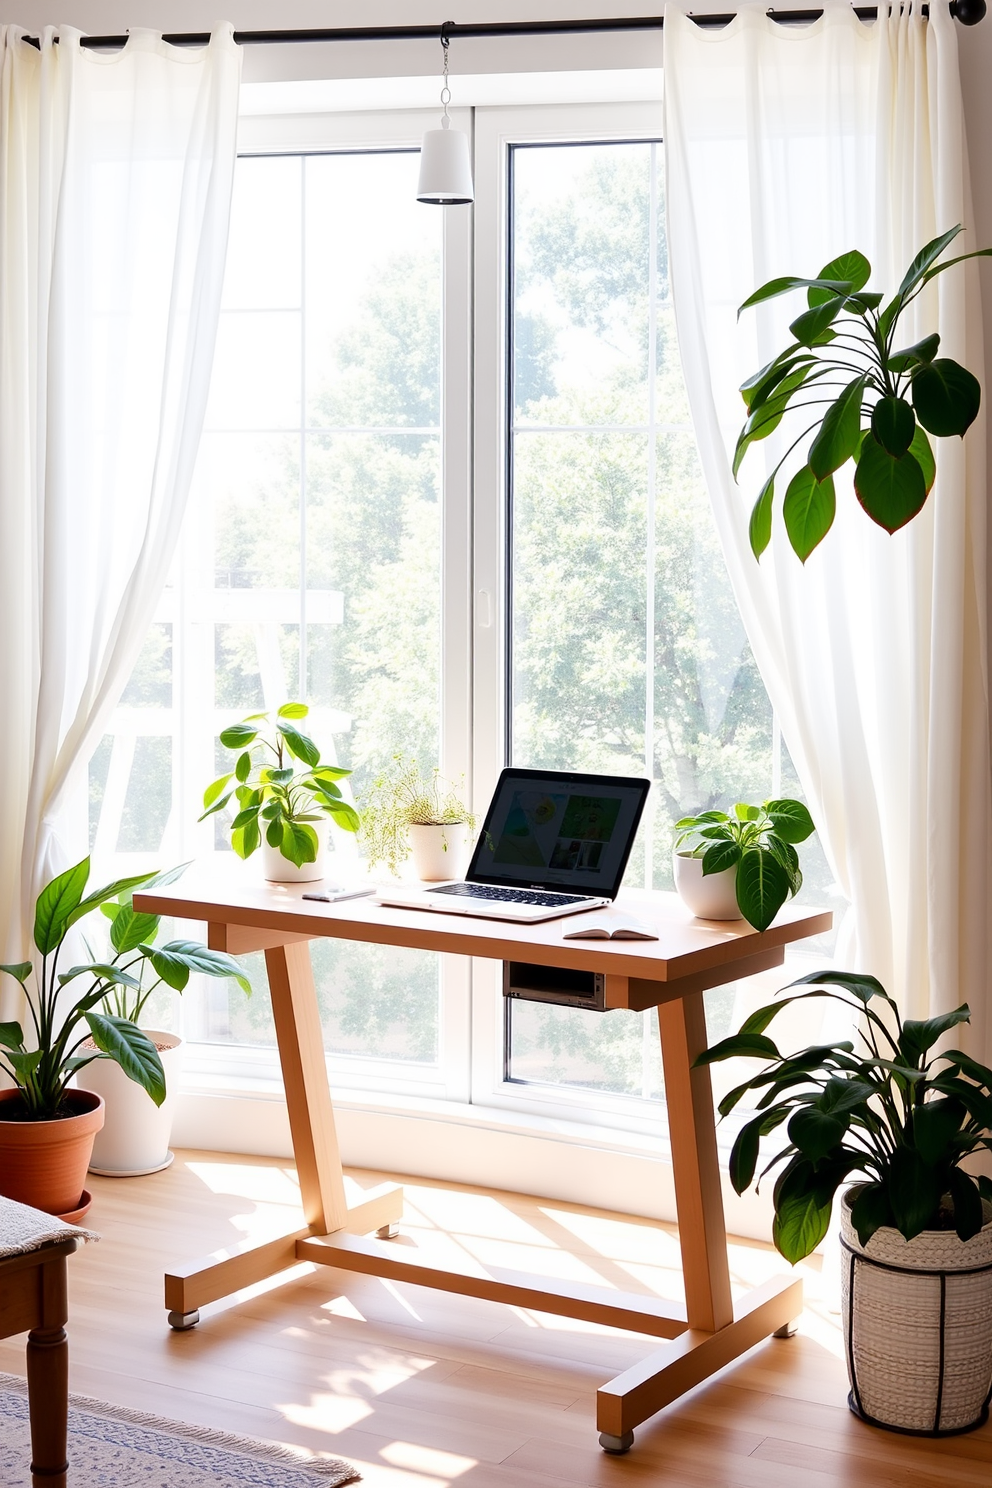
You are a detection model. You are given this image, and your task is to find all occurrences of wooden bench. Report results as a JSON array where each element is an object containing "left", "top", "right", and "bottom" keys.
[{"left": 0, "top": 1200, "right": 91, "bottom": 1488}]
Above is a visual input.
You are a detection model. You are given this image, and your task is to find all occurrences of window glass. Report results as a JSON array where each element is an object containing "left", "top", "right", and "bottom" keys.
[
  {"left": 90, "top": 149, "right": 444, "bottom": 1069},
  {"left": 505, "top": 139, "right": 832, "bottom": 1097}
]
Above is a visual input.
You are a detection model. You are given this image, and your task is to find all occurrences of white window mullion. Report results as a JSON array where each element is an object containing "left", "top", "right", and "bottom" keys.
[{"left": 438, "top": 109, "right": 475, "bottom": 1106}]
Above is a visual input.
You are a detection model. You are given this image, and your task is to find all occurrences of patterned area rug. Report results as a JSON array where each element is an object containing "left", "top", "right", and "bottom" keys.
[{"left": 0, "top": 1373, "right": 358, "bottom": 1487}]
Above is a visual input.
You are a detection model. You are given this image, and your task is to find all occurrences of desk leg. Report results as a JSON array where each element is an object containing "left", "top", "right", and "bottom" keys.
[
  {"left": 165, "top": 939, "right": 402, "bottom": 1327},
  {"left": 657, "top": 990, "right": 734, "bottom": 1334},
  {"left": 26, "top": 1255, "right": 69, "bottom": 1488},
  {"left": 595, "top": 987, "right": 801, "bottom": 1452},
  {"left": 265, "top": 941, "right": 349, "bottom": 1233}
]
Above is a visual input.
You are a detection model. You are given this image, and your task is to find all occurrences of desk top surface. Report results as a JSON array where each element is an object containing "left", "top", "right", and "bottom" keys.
[{"left": 135, "top": 868, "right": 833, "bottom": 984}]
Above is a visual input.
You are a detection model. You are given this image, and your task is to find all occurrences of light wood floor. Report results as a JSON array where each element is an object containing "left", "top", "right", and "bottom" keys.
[{"left": 2, "top": 1152, "right": 990, "bottom": 1487}]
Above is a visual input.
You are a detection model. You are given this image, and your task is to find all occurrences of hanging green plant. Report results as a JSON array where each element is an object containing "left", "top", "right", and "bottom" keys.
[{"left": 735, "top": 225, "right": 991, "bottom": 562}]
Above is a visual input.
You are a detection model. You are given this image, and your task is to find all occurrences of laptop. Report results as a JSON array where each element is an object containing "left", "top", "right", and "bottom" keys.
[{"left": 378, "top": 768, "right": 651, "bottom": 923}]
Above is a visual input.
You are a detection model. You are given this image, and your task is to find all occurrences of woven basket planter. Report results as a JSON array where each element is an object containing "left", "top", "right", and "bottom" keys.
[{"left": 840, "top": 1188, "right": 992, "bottom": 1435}]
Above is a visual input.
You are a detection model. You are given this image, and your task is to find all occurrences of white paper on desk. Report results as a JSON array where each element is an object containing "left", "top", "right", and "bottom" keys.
[{"left": 562, "top": 913, "right": 658, "bottom": 941}]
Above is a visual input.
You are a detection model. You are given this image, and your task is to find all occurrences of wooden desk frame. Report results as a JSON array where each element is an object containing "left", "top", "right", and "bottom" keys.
[{"left": 135, "top": 882, "right": 829, "bottom": 1455}]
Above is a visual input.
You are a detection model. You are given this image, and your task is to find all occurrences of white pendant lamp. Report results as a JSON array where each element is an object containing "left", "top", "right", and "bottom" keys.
[{"left": 417, "top": 24, "right": 474, "bottom": 205}]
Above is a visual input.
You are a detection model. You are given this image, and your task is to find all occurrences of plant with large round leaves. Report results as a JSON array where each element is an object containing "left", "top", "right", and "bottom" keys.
[
  {"left": 673, "top": 797, "right": 815, "bottom": 932},
  {"left": 735, "top": 225, "right": 992, "bottom": 562},
  {"left": 696, "top": 970, "right": 992, "bottom": 1263},
  {"left": 0, "top": 858, "right": 249, "bottom": 1119}
]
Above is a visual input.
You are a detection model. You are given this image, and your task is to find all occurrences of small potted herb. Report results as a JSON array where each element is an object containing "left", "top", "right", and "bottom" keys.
[
  {"left": 358, "top": 758, "right": 476, "bottom": 880},
  {"left": 200, "top": 702, "right": 360, "bottom": 882},
  {"left": 697, "top": 970, "right": 992, "bottom": 1435},
  {"left": 673, "top": 798, "right": 815, "bottom": 931},
  {"left": 0, "top": 858, "right": 246, "bottom": 1218}
]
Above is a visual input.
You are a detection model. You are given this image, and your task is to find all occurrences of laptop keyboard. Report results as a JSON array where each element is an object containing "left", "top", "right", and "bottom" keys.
[{"left": 427, "top": 884, "right": 592, "bottom": 908}]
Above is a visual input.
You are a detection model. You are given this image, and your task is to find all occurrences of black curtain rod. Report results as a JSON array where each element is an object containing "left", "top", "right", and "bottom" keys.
[{"left": 21, "top": 3, "right": 989, "bottom": 51}]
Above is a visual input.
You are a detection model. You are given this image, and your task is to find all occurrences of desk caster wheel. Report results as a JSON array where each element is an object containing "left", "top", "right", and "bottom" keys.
[
  {"left": 168, "top": 1309, "right": 200, "bottom": 1331},
  {"left": 377, "top": 1223, "right": 400, "bottom": 1239},
  {"left": 773, "top": 1319, "right": 798, "bottom": 1338},
  {"left": 599, "top": 1431, "right": 634, "bottom": 1455}
]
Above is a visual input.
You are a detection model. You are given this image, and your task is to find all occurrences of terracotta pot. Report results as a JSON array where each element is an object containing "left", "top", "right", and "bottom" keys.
[{"left": 0, "top": 1087, "right": 104, "bottom": 1219}]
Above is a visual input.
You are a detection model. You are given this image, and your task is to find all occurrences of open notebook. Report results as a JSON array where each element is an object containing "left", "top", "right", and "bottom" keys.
[{"left": 563, "top": 914, "right": 658, "bottom": 941}]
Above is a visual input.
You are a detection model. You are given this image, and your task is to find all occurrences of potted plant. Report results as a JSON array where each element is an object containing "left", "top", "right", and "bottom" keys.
[
  {"left": 697, "top": 969, "right": 992, "bottom": 1434},
  {"left": 672, "top": 798, "right": 815, "bottom": 931},
  {"left": 81, "top": 866, "right": 251, "bottom": 1178},
  {"left": 200, "top": 702, "right": 360, "bottom": 882},
  {"left": 735, "top": 225, "right": 992, "bottom": 561},
  {"left": 358, "top": 758, "right": 476, "bottom": 880},
  {"left": 0, "top": 857, "right": 246, "bottom": 1219}
]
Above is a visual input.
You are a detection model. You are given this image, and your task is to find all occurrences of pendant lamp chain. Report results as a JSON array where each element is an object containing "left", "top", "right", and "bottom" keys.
[{"left": 440, "top": 31, "right": 452, "bottom": 128}]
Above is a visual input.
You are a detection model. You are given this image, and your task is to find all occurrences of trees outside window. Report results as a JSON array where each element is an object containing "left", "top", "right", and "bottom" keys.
[{"left": 88, "top": 103, "right": 835, "bottom": 1129}]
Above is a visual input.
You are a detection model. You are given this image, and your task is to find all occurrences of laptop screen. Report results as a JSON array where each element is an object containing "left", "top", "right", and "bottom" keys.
[{"left": 467, "top": 769, "right": 651, "bottom": 900}]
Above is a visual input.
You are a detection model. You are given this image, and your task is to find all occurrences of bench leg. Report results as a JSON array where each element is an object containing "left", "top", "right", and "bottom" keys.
[{"left": 26, "top": 1321, "right": 69, "bottom": 1487}]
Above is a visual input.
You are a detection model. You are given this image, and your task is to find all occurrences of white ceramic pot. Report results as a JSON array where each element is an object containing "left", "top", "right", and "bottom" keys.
[
  {"left": 261, "top": 818, "right": 328, "bottom": 883},
  {"left": 840, "top": 1188, "right": 992, "bottom": 1434},
  {"left": 672, "top": 850, "right": 743, "bottom": 920},
  {"left": 83, "top": 1032, "right": 182, "bottom": 1177},
  {"left": 409, "top": 822, "right": 472, "bottom": 882}
]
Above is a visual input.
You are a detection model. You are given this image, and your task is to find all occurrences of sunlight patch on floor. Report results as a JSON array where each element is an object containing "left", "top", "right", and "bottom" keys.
[
  {"left": 615, "top": 1259, "right": 691, "bottom": 1296},
  {"left": 280, "top": 1391, "right": 374, "bottom": 1432},
  {"left": 319, "top": 1295, "right": 369, "bottom": 1321},
  {"left": 451, "top": 1233, "right": 630, "bottom": 1284},
  {"left": 186, "top": 1160, "right": 302, "bottom": 1205},
  {"left": 797, "top": 1298, "right": 845, "bottom": 1359},
  {"left": 539, "top": 1206, "right": 681, "bottom": 1262},
  {"left": 402, "top": 1189, "right": 557, "bottom": 1244},
  {"left": 380, "top": 1442, "right": 478, "bottom": 1478},
  {"left": 318, "top": 1349, "right": 434, "bottom": 1398},
  {"left": 376, "top": 1277, "right": 425, "bottom": 1320},
  {"left": 217, "top": 1261, "right": 317, "bottom": 1312}
]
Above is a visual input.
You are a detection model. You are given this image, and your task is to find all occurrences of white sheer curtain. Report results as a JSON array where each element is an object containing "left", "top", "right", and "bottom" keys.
[
  {"left": 664, "top": 2, "right": 992, "bottom": 1058},
  {"left": 0, "top": 27, "right": 241, "bottom": 1002}
]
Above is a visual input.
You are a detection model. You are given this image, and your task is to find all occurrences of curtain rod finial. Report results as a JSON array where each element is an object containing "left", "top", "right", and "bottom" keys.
[{"left": 950, "top": 0, "right": 986, "bottom": 23}]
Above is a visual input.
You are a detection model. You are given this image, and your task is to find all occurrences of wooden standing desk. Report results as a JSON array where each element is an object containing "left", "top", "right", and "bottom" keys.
[{"left": 134, "top": 874, "right": 830, "bottom": 1455}]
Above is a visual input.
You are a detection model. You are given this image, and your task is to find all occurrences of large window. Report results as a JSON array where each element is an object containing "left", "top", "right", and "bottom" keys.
[{"left": 89, "top": 98, "right": 837, "bottom": 1142}]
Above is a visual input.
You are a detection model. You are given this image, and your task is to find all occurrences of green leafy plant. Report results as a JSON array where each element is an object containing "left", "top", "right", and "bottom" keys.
[
  {"left": 735, "top": 225, "right": 992, "bottom": 562},
  {"left": 358, "top": 757, "right": 476, "bottom": 875},
  {"left": 0, "top": 858, "right": 249, "bottom": 1120},
  {"left": 200, "top": 702, "right": 360, "bottom": 869},
  {"left": 696, "top": 970, "right": 992, "bottom": 1263},
  {"left": 674, "top": 798, "right": 815, "bottom": 933}
]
